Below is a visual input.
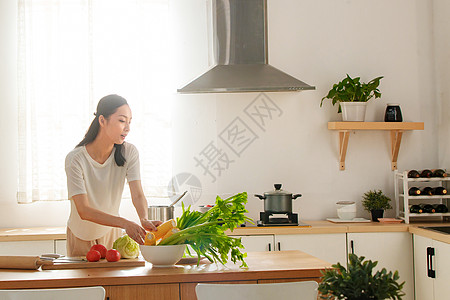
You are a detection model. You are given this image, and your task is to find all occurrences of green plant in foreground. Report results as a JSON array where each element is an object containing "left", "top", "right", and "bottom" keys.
[
  {"left": 158, "top": 192, "right": 254, "bottom": 268},
  {"left": 320, "top": 74, "right": 383, "bottom": 112},
  {"left": 318, "top": 254, "right": 405, "bottom": 300},
  {"left": 362, "top": 190, "right": 392, "bottom": 212}
]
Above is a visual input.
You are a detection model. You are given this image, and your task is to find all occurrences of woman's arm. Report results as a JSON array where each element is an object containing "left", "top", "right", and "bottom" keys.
[
  {"left": 72, "top": 193, "right": 147, "bottom": 244},
  {"left": 129, "top": 180, "right": 162, "bottom": 231}
]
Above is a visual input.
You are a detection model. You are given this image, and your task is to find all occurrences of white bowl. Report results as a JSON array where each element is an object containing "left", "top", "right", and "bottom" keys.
[
  {"left": 140, "top": 244, "right": 186, "bottom": 267},
  {"left": 337, "top": 210, "right": 357, "bottom": 220},
  {"left": 336, "top": 201, "right": 356, "bottom": 220}
]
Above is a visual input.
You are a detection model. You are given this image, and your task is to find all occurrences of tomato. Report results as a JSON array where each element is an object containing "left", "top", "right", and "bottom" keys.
[
  {"left": 106, "top": 249, "right": 121, "bottom": 262},
  {"left": 86, "top": 250, "right": 101, "bottom": 262},
  {"left": 90, "top": 244, "right": 107, "bottom": 258}
]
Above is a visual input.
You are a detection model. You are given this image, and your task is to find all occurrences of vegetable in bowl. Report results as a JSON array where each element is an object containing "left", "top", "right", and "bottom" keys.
[{"left": 146, "top": 192, "right": 253, "bottom": 267}]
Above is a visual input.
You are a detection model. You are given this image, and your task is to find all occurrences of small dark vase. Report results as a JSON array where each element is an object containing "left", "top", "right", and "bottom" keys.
[{"left": 371, "top": 209, "right": 384, "bottom": 222}]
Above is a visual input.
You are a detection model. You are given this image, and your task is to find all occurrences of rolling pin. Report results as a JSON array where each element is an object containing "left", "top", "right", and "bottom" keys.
[{"left": 0, "top": 256, "right": 53, "bottom": 270}]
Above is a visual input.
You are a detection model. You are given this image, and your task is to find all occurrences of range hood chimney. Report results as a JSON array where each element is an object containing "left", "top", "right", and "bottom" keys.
[{"left": 177, "top": 0, "right": 315, "bottom": 93}]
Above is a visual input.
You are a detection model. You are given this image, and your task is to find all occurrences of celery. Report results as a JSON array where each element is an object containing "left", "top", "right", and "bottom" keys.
[{"left": 158, "top": 192, "right": 253, "bottom": 268}]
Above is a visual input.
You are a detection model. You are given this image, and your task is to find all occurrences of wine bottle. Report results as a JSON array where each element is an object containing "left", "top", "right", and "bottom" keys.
[
  {"left": 421, "top": 204, "right": 436, "bottom": 213},
  {"left": 421, "top": 187, "right": 434, "bottom": 196},
  {"left": 432, "top": 169, "right": 447, "bottom": 177},
  {"left": 409, "top": 205, "right": 423, "bottom": 213},
  {"left": 433, "top": 204, "right": 449, "bottom": 213},
  {"left": 408, "top": 187, "right": 421, "bottom": 196},
  {"left": 420, "top": 169, "right": 433, "bottom": 178},
  {"left": 407, "top": 170, "right": 420, "bottom": 178},
  {"left": 433, "top": 186, "right": 447, "bottom": 195}
]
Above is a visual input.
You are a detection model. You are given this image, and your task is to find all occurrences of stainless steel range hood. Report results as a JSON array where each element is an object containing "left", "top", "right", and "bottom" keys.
[{"left": 177, "top": 0, "right": 315, "bottom": 93}]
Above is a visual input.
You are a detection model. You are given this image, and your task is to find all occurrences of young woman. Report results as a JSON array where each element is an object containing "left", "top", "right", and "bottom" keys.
[{"left": 65, "top": 94, "right": 162, "bottom": 256}]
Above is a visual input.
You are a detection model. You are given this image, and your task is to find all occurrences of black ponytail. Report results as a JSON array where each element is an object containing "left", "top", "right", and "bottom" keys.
[{"left": 77, "top": 94, "right": 128, "bottom": 166}]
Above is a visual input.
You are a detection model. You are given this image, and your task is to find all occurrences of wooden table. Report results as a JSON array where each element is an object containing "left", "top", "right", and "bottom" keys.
[{"left": 0, "top": 250, "right": 331, "bottom": 300}]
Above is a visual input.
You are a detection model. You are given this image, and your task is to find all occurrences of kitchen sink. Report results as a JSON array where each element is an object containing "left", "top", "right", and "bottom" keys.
[{"left": 420, "top": 226, "right": 450, "bottom": 235}]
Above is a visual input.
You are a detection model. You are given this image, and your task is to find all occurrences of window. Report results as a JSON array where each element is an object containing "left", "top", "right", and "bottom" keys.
[{"left": 17, "top": 0, "right": 172, "bottom": 203}]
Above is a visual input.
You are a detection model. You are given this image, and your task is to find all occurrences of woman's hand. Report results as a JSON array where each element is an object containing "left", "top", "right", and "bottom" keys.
[
  {"left": 141, "top": 219, "right": 163, "bottom": 232},
  {"left": 123, "top": 220, "right": 147, "bottom": 245}
]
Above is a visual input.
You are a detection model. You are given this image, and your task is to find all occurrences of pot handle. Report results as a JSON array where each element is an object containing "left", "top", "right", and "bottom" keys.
[
  {"left": 292, "top": 194, "right": 302, "bottom": 200},
  {"left": 254, "top": 194, "right": 266, "bottom": 200}
]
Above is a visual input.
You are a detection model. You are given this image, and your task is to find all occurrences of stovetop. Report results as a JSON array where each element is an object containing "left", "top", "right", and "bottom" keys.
[{"left": 255, "top": 220, "right": 311, "bottom": 227}]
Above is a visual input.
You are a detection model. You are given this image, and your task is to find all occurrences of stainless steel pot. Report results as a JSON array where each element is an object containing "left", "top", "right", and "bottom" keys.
[
  {"left": 148, "top": 191, "right": 187, "bottom": 222},
  {"left": 255, "top": 184, "right": 302, "bottom": 213},
  {"left": 148, "top": 206, "right": 174, "bottom": 222}
]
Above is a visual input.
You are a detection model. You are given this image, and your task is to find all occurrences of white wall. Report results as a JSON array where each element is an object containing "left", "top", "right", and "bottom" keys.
[
  {"left": 434, "top": 0, "right": 450, "bottom": 167},
  {"left": 0, "top": 0, "right": 446, "bottom": 228}
]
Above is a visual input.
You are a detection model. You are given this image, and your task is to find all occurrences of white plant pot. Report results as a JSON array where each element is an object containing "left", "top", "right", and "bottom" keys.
[{"left": 340, "top": 102, "right": 367, "bottom": 121}]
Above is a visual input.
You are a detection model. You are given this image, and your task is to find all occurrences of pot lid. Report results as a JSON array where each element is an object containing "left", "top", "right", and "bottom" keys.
[{"left": 264, "top": 184, "right": 292, "bottom": 196}]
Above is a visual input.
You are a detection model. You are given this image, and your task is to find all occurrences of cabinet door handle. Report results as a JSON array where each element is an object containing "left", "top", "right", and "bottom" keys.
[
  {"left": 268, "top": 243, "right": 271, "bottom": 252},
  {"left": 278, "top": 242, "right": 281, "bottom": 251},
  {"left": 350, "top": 240, "right": 354, "bottom": 254},
  {"left": 427, "top": 247, "right": 436, "bottom": 278}
]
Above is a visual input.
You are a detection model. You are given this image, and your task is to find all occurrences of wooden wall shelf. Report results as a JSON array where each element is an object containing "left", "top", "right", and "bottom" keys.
[{"left": 328, "top": 122, "right": 424, "bottom": 171}]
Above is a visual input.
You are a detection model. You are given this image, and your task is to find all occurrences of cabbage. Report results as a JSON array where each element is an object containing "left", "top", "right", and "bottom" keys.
[{"left": 112, "top": 235, "right": 140, "bottom": 258}]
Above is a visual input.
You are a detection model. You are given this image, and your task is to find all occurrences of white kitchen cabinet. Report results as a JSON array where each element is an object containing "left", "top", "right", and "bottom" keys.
[
  {"left": 347, "top": 232, "right": 414, "bottom": 300},
  {"left": 231, "top": 235, "right": 274, "bottom": 252},
  {"left": 232, "top": 233, "right": 347, "bottom": 266},
  {"left": 54, "top": 239, "right": 67, "bottom": 256},
  {"left": 413, "top": 235, "right": 450, "bottom": 300},
  {"left": 274, "top": 233, "right": 347, "bottom": 265},
  {"left": 433, "top": 240, "right": 450, "bottom": 300},
  {"left": 0, "top": 240, "right": 54, "bottom": 256}
]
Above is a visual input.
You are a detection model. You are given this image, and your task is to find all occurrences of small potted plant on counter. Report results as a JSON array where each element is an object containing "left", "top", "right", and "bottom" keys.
[
  {"left": 362, "top": 189, "right": 392, "bottom": 222},
  {"left": 318, "top": 253, "right": 405, "bottom": 300},
  {"left": 320, "top": 74, "right": 383, "bottom": 121}
]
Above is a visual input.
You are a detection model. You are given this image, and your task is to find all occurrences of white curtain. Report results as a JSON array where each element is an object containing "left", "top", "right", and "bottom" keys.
[{"left": 17, "top": 0, "right": 173, "bottom": 203}]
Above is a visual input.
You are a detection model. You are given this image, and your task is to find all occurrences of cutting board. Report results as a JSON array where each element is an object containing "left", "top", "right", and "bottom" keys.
[{"left": 42, "top": 257, "right": 145, "bottom": 270}]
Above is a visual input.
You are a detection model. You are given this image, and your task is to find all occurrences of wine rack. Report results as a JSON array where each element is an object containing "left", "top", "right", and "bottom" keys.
[{"left": 394, "top": 170, "right": 450, "bottom": 223}]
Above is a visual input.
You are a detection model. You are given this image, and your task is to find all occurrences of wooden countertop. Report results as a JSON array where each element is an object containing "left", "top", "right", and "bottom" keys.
[
  {"left": 0, "top": 250, "right": 331, "bottom": 289},
  {"left": 408, "top": 226, "right": 450, "bottom": 244},
  {"left": 230, "top": 220, "right": 408, "bottom": 235},
  {"left": 1, "top": 221, "right": 448, "bottom": 244},
  {"left": 0, "top": 227, "right": 66, "bottom": 242},
  {"left": 228, "top": 220, "right": 450, "bottom": 244}
]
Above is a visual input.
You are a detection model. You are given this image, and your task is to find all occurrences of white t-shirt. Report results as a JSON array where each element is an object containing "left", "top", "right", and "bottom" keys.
[{"left": 65, "top": 142, "right": 141, "bottom": 241}]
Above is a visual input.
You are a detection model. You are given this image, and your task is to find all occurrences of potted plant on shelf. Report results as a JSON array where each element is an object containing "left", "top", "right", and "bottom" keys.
[
  {"left": 320, "top": 74, "right": 383, "bottom": 121},
  {"left": 318, "top": 253, "right": 405, "bottom": 300},
  {"left": 362, "top": 190, "right": 392, "bottom": 222}
]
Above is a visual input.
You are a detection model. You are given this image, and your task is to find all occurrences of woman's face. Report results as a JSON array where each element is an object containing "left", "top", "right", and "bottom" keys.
[{"left": 101, "top": 104, "right": 132, "bottom": 145}]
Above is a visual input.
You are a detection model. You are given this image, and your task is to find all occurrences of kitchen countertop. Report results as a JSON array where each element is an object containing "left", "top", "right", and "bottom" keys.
[
  {"left": 1, "top": 221, "right": 449, "bottom": 244},
  {"left": 0, "top": 250, "right": 331, "bottom": 289},
  {"left": 0, "top": 227, "right": 66, "bottom": 242},
  {"left": 231, "top": 220, "right": 450, "bottom": 244}
]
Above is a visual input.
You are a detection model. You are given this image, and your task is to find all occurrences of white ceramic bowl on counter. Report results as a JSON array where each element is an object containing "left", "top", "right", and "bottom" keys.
[
  {"left": 336, "top": 201, "right": 356, "bottom": 220},
  {"left": 140, "top": 244, "right": 186, "bottom": 267}
]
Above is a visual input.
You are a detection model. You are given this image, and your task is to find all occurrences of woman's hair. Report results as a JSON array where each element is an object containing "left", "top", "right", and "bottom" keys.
[{"left": 77, "top": 94, "right": 128, "bottom": 166}]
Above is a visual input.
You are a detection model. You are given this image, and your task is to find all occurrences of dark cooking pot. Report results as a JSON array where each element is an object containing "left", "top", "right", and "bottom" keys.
[{"left": 255, "top": 184, "right": 302, "bottom": 213}]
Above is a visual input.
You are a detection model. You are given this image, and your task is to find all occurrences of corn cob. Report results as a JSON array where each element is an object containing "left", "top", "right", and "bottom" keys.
[
  {"left": 144, "top": 232, "right": 156, "bottom": 245},
  {"left": 153, "top": 219, "right": 176, "bottom": 240},
  {"left": 158, "top": 228, "right": 180, "bottom": 245}
]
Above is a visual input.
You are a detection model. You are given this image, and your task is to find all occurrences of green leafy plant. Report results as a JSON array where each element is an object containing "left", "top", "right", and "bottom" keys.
[
  {"left": 158, "top": 192, "right": 254, "bottom": 267},
  {"left": 318, "top": 254, "right": 405, "bottom": 300},
  {"left": 320, "top": 74, "right": 383, "bottom": 112},
  {"left": 362, "top": 190, "right": 392, "bottom": 211}
]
